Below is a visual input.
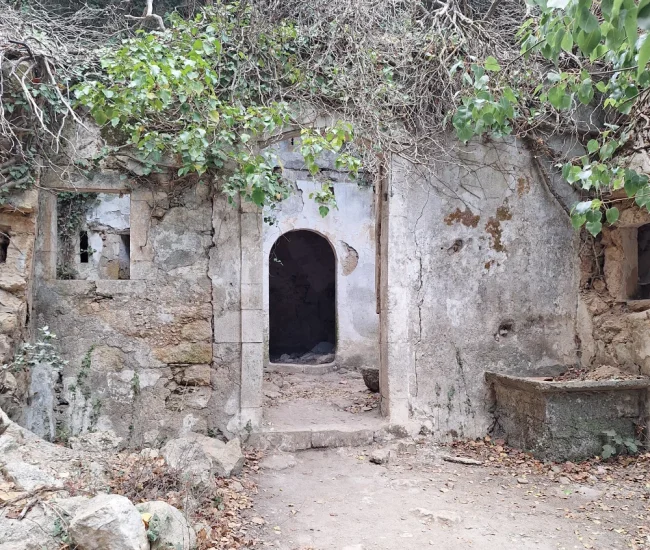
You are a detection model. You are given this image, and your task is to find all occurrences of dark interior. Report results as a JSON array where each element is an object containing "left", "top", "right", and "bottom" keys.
[{"left": 269, "top": 230, "right": 336, "bottom": 358}]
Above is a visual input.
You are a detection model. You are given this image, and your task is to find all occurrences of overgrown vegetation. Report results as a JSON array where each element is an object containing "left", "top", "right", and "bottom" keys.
[
  {"left": 453, "top": 0, "right": 650, "bottom": 235},
  {"left": 0, "top": 0, "right": 525, "bottom": 210},
  {"left": 3, "top": 0, "right": 650, "bottom": 230},
  {"left": 0, "top": 327, "right": 67, "bottom": 374}
]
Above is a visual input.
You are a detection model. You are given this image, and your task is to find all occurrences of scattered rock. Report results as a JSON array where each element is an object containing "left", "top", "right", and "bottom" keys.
[
  {"left": 558, "top": 476, "right": 571, "bottom": 485},
  {"left": 161, "top": 434, "right": 244, "bottom": 481},
  {"left": 410, "top": 508, "right": 461, "bottom": 525},
  {"left": 259, "top": 453, "right": 297, "bottom": 471},
  {"left": 316, "top": 353, "right": 335, "bottom": 364},
  {"left": 140, "top": 448, "right": 161, "bottom": 459},
  {"left": 361, "top": 366, "right": 379, "bottom": 393},
  {"left": 136, "top": 500, "right": 196, "bottom": 550},
  {"left": 516, "top": 477, "right": 528, "bottom": 484},
  {"left": 69, "top": 494, "right": 149, "bottom": 550},
  {"left": 370, "top": 448, "right": 391, "bottom": 465}
]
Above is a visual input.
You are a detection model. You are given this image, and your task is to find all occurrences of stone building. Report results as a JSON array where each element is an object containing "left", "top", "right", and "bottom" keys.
[{"left": 1, "top": 124, "right": 648, "bottom": 449}]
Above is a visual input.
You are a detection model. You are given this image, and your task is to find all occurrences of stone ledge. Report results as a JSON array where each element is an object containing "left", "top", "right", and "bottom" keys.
[
  {"left": 246, "top": 423, "right": 393, "bottom": 452},
  {"left": 265, "top": 362, "right": 337, "bottom": 375},
  {"left": 485, "top": 371, "right": 650, "bottom": 394}
]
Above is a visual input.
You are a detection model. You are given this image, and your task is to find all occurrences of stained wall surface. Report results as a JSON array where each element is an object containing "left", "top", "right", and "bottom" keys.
[
  {"left": 262, "top": 177, "right": 379, "bottom": 369},
  {"left": 381, "top": 138, "right": 580, "bottom": 436}
]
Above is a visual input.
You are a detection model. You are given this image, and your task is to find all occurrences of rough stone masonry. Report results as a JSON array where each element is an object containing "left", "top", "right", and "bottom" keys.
[{"left": 4, "top": 122, "right": 643, "bottom": 448}]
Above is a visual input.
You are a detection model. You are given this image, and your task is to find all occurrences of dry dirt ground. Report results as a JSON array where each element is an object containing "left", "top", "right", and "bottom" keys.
[
  {"left": 245, "top": 369, "right": 650, "bottom": 550},
  {"left": 248, "top": 444, "right": 650, "bottom": 550}
]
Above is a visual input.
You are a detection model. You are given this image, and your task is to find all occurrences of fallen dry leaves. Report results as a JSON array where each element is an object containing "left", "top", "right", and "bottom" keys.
[
  {"left": 444, "top": 436, "right": 650, "bottom": 549},
  {"left": 104, "top": 449, "right": 266, "bottom": 549}
]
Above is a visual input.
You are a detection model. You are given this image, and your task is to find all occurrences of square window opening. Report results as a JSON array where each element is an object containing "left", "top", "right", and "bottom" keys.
[{"left": 57, "top": 192, "right": 130, "bottom": 280}]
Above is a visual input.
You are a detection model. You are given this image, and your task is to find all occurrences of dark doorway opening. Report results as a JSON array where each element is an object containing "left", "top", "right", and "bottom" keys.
[{"left": 269, "top": 230, "right": 336, "bottom": 363}]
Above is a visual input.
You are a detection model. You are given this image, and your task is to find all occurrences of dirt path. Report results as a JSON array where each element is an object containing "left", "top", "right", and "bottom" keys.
[{"left": 248, "top": 443, "right": 650, "bottom": 550}]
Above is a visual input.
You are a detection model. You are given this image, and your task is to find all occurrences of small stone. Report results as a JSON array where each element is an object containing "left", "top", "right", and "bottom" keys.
[
  {"left": 361, "top": 367, "right": 379, "bottom": 393},
  {"left": 1, "top": 462, "right": 62, "bottom": 492},
  {"left": 259, "top": 453, "right": 297, "bottom": 471},
  {"left": 558, "top": 476, "right": 571, "bottom": 485},
  {"left": 140, "top": 448, "right": 160, "bottom": 459},
  {"left": 230, "top": 480, "right": 244, "bottom": 492},
  {"left": 517, "top": 477, "right": 528, "bottom": 484},
  {"left": 369, "top": 449, "right": 390, "bottom": 465},
  {"left": 161, "top": 434, "right": 244, "bottom": 481}
]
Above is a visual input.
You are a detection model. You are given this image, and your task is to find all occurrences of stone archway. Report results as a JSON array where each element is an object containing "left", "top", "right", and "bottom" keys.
[{"left": 268, "top": 230, "right": 336, "bottom": 362}]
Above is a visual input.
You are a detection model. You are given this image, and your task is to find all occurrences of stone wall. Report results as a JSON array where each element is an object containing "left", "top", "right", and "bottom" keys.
[
  {"left": 381, "top": 137, "right": 580, "bottom": 436},
  {"left": 577, "top": 197, "right": 650, "bottom": 376},
  {"left": 0, "top": 189, "right": 39, "bottom": 421},
  {"left": 29, "top": 174, "right": 215, "bottom": 445}
]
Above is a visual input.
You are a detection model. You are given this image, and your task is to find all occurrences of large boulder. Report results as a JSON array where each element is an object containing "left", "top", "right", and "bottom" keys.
[
  {"left": 136, "top": 501, "right": 196, "bottom": 550},
  {"left": 69, "top": 494, "right": 148, "bottom": 550},
  {"left": 161, "top": 434, "right": 244, "bottom": 482}
]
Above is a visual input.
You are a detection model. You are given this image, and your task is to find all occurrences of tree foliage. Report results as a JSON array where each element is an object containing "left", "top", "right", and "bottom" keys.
[
  {"left": 452, "top": 0, "right": 650, "bottom": 235},
  {"left": 73, "top": 5, "right": 361, "bottom": 208}
]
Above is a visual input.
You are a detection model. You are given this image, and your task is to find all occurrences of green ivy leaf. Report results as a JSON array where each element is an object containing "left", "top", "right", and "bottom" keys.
[
  {"left": 577, "top": 79, "right": 594, "bottom": 104},
  {"left": 318, "top": 205, "right": 329, "bottom": 217},
  {"left": 624, "top": 7, "right": 638, "bottom": 45},
  {"left": 637, "top": 35, "right": 650, "bottom": 79},
  {"left": 93, "top": 109, "right": 108, "bottom": 126},
  {"left": 606, "top": 207, "right": 620, "bottom": 224},
  {"left": 587, "top": 139, "right": 599, "bottom": 153},
  {"left": 571, "top": 213, "right": 587, "bottom": 229},
  {"left": 561, "top": 31, "right": 574, "bottom": 51},
  {"left": 601, "top": 444, "right": 616, "bottom": 459},
  {"left": 577, "top": 4, "right": 600, "bottom": 33},
  {"left": 484, "top": 56, "right": 501, "bottom": 72},
  {"left": 548, "top": 84, "right": 572, "bottom": 109},
  {"left": 576, "top": 28, "right": 602, "bottom": 55}
]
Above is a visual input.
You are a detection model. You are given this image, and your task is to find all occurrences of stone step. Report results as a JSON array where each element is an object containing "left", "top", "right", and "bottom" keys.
[
  {"left": 265, "top": 363, "right": 336, "bottom": 375},
  {"left": 246, "top": 425, "right": 389, "bottom": 452}
]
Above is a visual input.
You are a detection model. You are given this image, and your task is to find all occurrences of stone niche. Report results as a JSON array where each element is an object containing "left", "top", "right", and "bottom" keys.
[{"left": 486, "top": 372, "right": 649, "bottom": 461}]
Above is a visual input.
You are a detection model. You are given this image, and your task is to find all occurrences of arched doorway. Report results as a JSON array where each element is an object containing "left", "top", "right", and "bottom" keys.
[{"left": 269, "top": 230, "right": 336, "bottom": 362}]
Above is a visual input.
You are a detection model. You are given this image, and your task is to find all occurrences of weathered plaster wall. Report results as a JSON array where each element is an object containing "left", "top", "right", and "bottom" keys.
[
  {"left": 262, "top": 173, "right": 378, "bottom": 369},
  {"left": 29, "top": 174, "right": 215, "bottom": 445},
  {"left": 381, "top": 138, "right": 580, "bottom": 437}
]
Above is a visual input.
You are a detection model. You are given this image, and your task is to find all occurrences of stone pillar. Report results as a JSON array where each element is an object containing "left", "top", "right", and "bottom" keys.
[
  {"left": 34, "top": 191, "right": 57, "bottom": 280},
  {"left": 239, "top": 201, "right": 263, "bottom": 429},
  {"left": 210, "top": 193, "right": 243, "bottom": 435},
  {"left": 379, "top": 157, "right": 413, "bottom": 425}
]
